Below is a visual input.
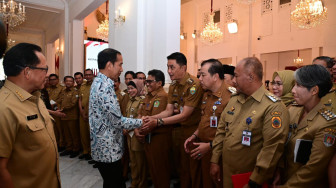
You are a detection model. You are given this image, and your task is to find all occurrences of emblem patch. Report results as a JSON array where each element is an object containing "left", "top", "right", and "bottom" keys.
[
  {"left": 154, "top": 101, "right": 160, "bottom": 108},
  {"left": 324, "top": 134, "right": 335, "bottom": 147},
  {"left": 190, "top": 86, "right": 196, "bottom": 95},
  {"left": 272, "top": 117, "right": 282, "bottom": 129}
]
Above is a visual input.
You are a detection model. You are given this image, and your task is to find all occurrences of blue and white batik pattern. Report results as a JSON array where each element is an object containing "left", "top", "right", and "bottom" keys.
[{"left": 89, "top": 72, "right": 142, "bottom": 163}]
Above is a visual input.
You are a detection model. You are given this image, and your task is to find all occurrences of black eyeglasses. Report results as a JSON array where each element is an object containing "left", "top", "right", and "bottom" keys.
[
  {"left": 16, "top": 65, "right": 49, "bottom": 73},
  {"left": 145, "top": 80, "right": 157, "bottom": 84},
  {"left": 270, "top": 81, "right": 283, "bottom": 86}
]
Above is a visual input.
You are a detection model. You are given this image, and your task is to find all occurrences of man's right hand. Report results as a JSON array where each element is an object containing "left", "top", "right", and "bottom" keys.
[
  {"left": 210, "top": 163, "right": 221, "bottom": 183},
  {"left": 184, "top": 134, "right": 196, "bottom": 153}
]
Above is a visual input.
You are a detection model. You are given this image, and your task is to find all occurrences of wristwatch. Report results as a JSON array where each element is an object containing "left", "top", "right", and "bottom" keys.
[{"left": 157, "top": 118, "right": 164, "bottom": 127}]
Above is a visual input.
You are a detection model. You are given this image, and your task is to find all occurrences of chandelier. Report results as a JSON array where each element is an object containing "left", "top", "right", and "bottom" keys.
[
  {"left": 96, "top": 19, "right": 109, "bottom": 41},
  {"left": 0, "top": 0, "right": 26, "bottom": 29},
  {"left": 7, "top": 38, "right": 15, "bottom": 49},
  {"left": 96, "top": 0, "right": 109, "bottom": 41},
  {"left": 236, "top": 0, "right": 256, "bottom": 5},
  {"left": 293, "top": 50, "right": 303, "bottom": 66},
  {"left": 291, "top": 0, "right": 327, "bottom": 29},
  {"left": 200, "top": 0, "right": 223, "bottom": 45}
]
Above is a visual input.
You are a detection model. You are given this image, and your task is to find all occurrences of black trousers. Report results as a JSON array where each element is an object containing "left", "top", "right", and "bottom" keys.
[{"left": 97, "top": 160, "right": 126, "bottom": 188}]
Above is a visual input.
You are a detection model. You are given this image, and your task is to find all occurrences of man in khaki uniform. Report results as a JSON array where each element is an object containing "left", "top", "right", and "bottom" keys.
[
  {"left": 141, "top": 52, "right": 204, "bottom": 188},
  {"left": 210, "top": 57, "right": 289, "bottom": 187},
  {"left": 74, "top": 72, "right": 84, "bottom": 90},
  {"left": 0, "top": 43, "right": 60, "bottom": 188},
  {"left": 184, "top": 59, "right": 232, "bottom": 188},
  {"left": 138, "top": 69, "right": 171, "bottom": 188},
  {"left": 47, "top": 73, "right": 65, "bottom": 150},
  {"left": 78, "top": 69, "right": 94, "bottom": 160},
  {"left": 114, "top": 76, "right": 128, "bottom": 116},
  {"left": 59, "top": 76, "right": 81, "bottom": 158}
]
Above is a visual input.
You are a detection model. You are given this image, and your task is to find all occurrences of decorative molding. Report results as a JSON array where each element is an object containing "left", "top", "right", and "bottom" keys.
[
  {"left": 225, "top": 4, "right": 233, "bottom": 22},
  {"left": 262, "top": 0, "right": 273, "bottom": 15}
]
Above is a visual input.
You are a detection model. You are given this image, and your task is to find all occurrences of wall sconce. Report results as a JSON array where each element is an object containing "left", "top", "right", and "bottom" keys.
[
  {"left": 191, "top": 30, "right": 197, "bottom": 39},
  {"left": 227, "top": 20, "right": 238, "bottom": 34},
  {"left": 180, "top": 33, "right": 187, "bottom": 40},
  {"left": 114, "top": 8, "right": 125, "bottom": 26},
  {"left": 56, "top": 47, "right": 62, "bottom": 55}
]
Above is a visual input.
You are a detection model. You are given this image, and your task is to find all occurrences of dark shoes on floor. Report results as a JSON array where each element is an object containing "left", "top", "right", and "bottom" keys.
[
  {"left": 60, "top": 150, "right": 71, "bottom": 156},
  {"left": 78, "top": 154, "right": 92, "bottom": 160},
  {"left": 69, "top": 151, "right": 80, "bottom": 158}
]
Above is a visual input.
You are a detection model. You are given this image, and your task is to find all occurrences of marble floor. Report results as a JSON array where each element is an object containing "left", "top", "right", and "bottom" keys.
[{"left": 60, "top": 155, "right": 177, "bottom": 188}]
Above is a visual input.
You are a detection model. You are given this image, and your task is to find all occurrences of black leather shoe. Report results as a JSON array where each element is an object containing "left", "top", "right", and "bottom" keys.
[
  {"left": 58, "top": 147, "right": 65, "bottom": 152},
  {"left": 78, "top": 154, "right": 86, "bottom": 159},
  {"left": 88, "top": 160, "right": 96, "bottom": 164},
  {"left": 60, "top": 150, "right": 71, "bottom": 156},
  {"left": 69, "top": 151, "right": 80, "bottom": 158},
  {"left": 93, "top": 163, "right": 98, "bottom": 168},
  {"left": 84, "top": 154, "right": 92, "bottom": 161}
]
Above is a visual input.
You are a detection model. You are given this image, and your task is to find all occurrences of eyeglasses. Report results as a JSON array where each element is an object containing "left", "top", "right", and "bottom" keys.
[
  {"left": 16, "top": 65, "right": 48, "bottom": 73},
  {"left": 145, "top": 80, "right": 157, "bottom": 84},
  {"left": 270, "top": 81, "right": 283, "bottom": 86}
]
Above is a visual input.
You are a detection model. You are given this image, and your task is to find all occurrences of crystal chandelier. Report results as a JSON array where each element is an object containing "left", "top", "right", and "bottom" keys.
[
  {"left": 96, "top": 19, "right": 109, "bottom": 41},
  {"left": 200, "top": 0, "right": 223, "bottom": 45},
  {"left": 96, "top": 0, "right": 109, "bottom": 41},
  {"left": 293, "top": 50, "right": 303, "bottom": 66},
  {"left": 291, "top": 0, "right": 327, "bottom": 29},
  {"left": 0, "top": 0, "right": 26, "bottom": 29},
  {"left": 7, "top": 38, "right": 15, "bottom": 49},
  {"left": 236, "top": 0, "right": 256, "bottom": 5}
]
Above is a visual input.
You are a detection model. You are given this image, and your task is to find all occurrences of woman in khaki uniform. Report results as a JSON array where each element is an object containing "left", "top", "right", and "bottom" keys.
[
  {"left": 126, "top": 79, "right": 148, "bottom": 188},
  {"left": 273, "top": 65, "right": 336, "bottom": 187},
  {"left": 271, "top": 70, "right": 295, "bottom": 107}
]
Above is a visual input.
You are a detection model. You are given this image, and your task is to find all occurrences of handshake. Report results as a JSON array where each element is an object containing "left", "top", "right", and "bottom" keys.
[{"left": 128, "top": 116, "right": 158, "bottom": 143}]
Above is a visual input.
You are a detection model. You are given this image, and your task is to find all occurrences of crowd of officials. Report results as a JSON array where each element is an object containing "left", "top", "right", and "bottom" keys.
[{"left": 0, "top": 42, "right": 336, "bottom": 188}]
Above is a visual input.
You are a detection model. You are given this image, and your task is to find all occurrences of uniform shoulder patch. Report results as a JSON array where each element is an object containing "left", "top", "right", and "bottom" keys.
[
  {"left": 228, "top": 87, "right": 237, "bottom": 94},
  {"left": 187, "top": 78, "right": 194, "bottom": 85},
  {"left": 154, "top": 100, "right": 160, "bottom": 107},
  {"left": 190, "top": 86, "right": 196, "bottom": 95},
  {"left": 271, "top": 116, "right": 282, "bottom": 129},
  {"left": 120, "top": 91, "right": 126, "bottom": 96},
  {"left": 266, "top": 92, "right": 280, "bottom": 103},
  {"left": 324, "top": 133, "right": 336, "bottom": 147},
  {"left": 320, "top": 108, "right": 336, "bottom": 121}
]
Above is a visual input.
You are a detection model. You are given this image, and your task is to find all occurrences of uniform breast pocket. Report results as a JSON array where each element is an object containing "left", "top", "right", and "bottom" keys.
[
  {"left": 224, "top": 114, "right": 234, "bottom": 125},
  {"left": 25, "top": 121, "right": 49, "bottom": 150}
]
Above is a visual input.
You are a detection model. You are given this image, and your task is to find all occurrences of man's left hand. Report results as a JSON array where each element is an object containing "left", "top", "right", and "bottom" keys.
[
  {"left": 190, "top": 142, "right": 211, "bottom": 160},
  {"left": 139, "top": 117, "right": 157, "bottom": 135}
]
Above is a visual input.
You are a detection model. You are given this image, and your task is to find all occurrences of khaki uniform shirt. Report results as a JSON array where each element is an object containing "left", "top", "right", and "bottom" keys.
[
  {"left": 211, "top": 86, "right": 289, "bottom": 187},
  {"left": 321, "top": 91, "right": 336, "bottom": 113},
  {"left": 116, "top": 88, "right": 128, "bottom": 117},
  {"left": 59, "top": 87, "right": 79, "bottom": 120},
  {"left": 79, "top": 81, "right": 92, "bottom": 116},
  {"left": 47, "top": 84, "right": 63, "bottom": 108},
  {"left": 139, "top": 87, "right": 170, "bottom": 133},
  {"left": 0, "top": 80, "right": 60, "bottom": 188},
  {"left": 126, "top": 96, "right": 144, "bottom": 151},
  {"left": 198, "top": 82, "right": 232, "bottom": 142},
  {"left": 167, "top": 72, "right": 204, "bottom": 128},
  {"left": 282, "top": 103, "right": 336, "bottom": 187}
]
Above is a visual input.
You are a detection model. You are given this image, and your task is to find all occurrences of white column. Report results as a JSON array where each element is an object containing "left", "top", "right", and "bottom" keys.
[
  {"left": 71, "top": 19, "right": 84, "bottom": 74},
  {"left": 59, "top": 2, "right": 70, "bottom": 79}
]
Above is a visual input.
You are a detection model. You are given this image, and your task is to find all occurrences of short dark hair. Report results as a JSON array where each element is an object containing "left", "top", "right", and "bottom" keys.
[
  {"left": 201, "top": 59, "right": 224, "bottom": 80},
  {"left": 125, "top": 71, "right": 136, "bottom": 79},
  {"left": 294, "top": 64, "right": 332, "bottom": 98},
  {"left": 242, "top": 57, "right": 263, "bottom": 81},
  {"left": 74, "top": 72, "right": 83, "bottom": 77},
  {"left": 64, "top": 76, "right": 74, "bottom": 82},
  {"left": 49, "top": 73, "right": 59, "bottom": 79},
  {"left": 84, "top": 69, "right": 93, "bottom": 74},
  {"left": 148, "top": 69, "right": 165, "bottom": 86},
  {"left": 136, "top": 71, "right": 146, "bottom": 77},
  {"left": 313, "top": 56, "right": 335, "bottom": 68},
  {"left": 223, "top": 64, "right": 235, "bottom": 76},
  {"left": 167, "top": 52, "right": 187, "bottom": 66},
  {"left": 3, "top": 43, "right": 42, "bottom": 76},
  {"left": 97, "top": 48, "right": 121, "bottom": 69}
]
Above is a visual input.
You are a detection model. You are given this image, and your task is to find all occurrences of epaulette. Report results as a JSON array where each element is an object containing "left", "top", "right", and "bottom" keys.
[
  {"left": 171, "top": 80, "right": 177, "bottom": 85},
  {"left": 228, "top": 87, "right": 237, "bottom": 94},
  {"left": 0, "top": 90, "right": 10, "bottom": 101},
  {"left": 265, "top": 92, "right": 280, "bottom": 103},
  {"left": 320, "top": 108, "right": 336, "bottom": 121},
  {"left": 187, "top": 78, "right": 194, "bottom": 85},
  {"left": 120, "top": 91, "right": 126, "bottom": 96}
]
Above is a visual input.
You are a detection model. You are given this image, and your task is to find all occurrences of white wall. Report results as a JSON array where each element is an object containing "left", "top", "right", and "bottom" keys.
[{"left": 181, "top": 0, "right": 336, "bottom": 77}]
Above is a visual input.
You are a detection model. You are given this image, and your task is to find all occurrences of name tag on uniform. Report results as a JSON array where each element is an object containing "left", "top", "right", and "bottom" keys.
[
  {"left": 242, "top": 130, "right": 252, "bottom": 146},
  {"left": 27, "top": 114, "right": 38, "bottom": 121},
  {"left": 210, "top": 116, "right": 218, "bottom": 127}
]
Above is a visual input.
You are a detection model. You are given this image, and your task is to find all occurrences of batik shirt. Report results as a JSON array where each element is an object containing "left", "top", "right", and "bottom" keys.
[{"left": 89, "top": 72, "right": 142, "bottom": 163}]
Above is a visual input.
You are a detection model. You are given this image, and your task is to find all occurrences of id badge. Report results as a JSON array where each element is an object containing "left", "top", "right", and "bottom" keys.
[
  {"left": 210, "top": 116, "right": 218, "bottom": 127},
  {"left": 241, "top": 130, "right": 252, "bottom": 146}
]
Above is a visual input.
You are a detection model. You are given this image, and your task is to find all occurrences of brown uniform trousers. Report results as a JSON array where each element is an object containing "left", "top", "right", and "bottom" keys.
[
  {"left": 116, "top": 89, "right": 130, "bottom": 179},
  {"left": 59, "top": 87, "right": 80, "bottom": 152},
  {"left": 168, "top": 72, "right": 204, "bottom": 188},
  {"left": 0, "top": 80, "right": 60, "bottom": 188},
  {"left": 211, "top": 86, "right": 289, "bottom": 187},
  {"left": 126, "top": 96, "right": 148, "bottom": 188},
  {"left": 79, "top": 81, "right": 92, "bottom": 155},
  {"left": 197, "top": 82, "right": 231, "bottom": 188},
  {"left": 280, "top": 103, "right": 336, "bottom": 187},
  {"left": 139, "top": 87, "right": 172, "bottom": 188},
  {"left": 47, "top": 84, "right": 64, "bottom": 147}
]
